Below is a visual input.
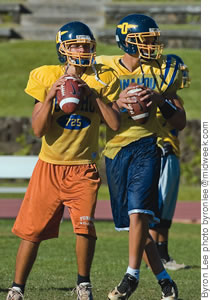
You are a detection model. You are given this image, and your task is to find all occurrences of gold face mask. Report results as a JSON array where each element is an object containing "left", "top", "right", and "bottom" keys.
[
  {"left": 59, "top": 39, "right": 96, "bottom": 67},
  {"left": 126, "top": 31, "right": 164, "bottom": 60}
]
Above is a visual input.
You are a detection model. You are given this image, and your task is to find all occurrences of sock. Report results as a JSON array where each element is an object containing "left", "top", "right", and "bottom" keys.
[
  {"left": 156, "top": 241, "right": 170, "bottom": 261},
  {"left": 156, "top": 270, "right": 172, "bottom": 282},
  {"left": 77, "top": 274, "right": 90, "bottom": 285},
  {"left": 126, "top": 266, "right": 140, "bottom": 281},
  {"left": 12, "top": 282, "right": 25, "bottom": 294}
]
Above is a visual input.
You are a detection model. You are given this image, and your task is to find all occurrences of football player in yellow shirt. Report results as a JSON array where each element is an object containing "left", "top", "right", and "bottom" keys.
[
  {"left": 149, "top": 54, "right": 191, "bottom": 270},
  {"left": 6, "top": 21, "right": 120, "bottom": 300},
  {"left": 96, "top": 14, "right": 186, "bottom": 300}
]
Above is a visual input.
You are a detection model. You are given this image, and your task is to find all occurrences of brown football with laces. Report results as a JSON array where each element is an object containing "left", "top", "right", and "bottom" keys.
[
  {"left": 56, "top": 75, "right": 81, "bottom": 114},
  {"left": 126, "top": 83, "right": 150, "bottom": 124}
]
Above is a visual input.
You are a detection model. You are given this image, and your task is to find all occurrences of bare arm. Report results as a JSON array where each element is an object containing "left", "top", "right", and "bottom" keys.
[
  {"left": 94, "top": 94, "right": 120, "bottom": 131},
  {"left": 32, "top": 100, "right": 52, "bottom": 138},
  {"left": 32, "top": 75, "right": 66, "bottom": 138}
]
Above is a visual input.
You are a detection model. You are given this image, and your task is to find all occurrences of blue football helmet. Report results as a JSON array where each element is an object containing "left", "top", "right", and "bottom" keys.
[
  {"left": 56, "top": 21, "right": 96, "bottom": 66},
  {"left": 116, "top": 14, "right": 164, "bottom": 59},
  {"left": 167, "top": 54, "right": 190, "bottom": 88}
]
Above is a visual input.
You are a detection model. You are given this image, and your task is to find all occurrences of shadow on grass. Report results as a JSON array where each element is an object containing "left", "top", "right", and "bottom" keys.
[
  {"left": 188, "top": 265, "right": 201, "bottom": 269},
  {"left": 0, "top": 288, "right": 8, "bottom": 293},
  {"left": 178, "top": 264, "right": 200, "bottom": 270},
  {"left": 145, "top": 264, "right": 200, "bottom": 271},
  {"left": 176, "top": 265, "right": 201, "bottom": 271}
]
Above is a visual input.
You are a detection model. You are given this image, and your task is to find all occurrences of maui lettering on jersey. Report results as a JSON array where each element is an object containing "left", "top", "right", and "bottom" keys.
[
  {"left": 119, "top": 75, "right": 156, "bottom": 90},
  {"left": 80, "top": 97, "right": 95, "bottom": 113}
]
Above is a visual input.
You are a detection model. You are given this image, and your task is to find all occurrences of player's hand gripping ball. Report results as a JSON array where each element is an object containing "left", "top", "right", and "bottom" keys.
[
  {"left": 127, "top": 83, "right": 150, "bottom": 124},
  {"left": 56, "top": 76, "right": 81, "bottom": 114}
]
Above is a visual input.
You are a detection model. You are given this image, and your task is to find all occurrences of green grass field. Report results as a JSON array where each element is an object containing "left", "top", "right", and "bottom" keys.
[{"left": 0, "top": 220, "right": 200, "bottom": 300}]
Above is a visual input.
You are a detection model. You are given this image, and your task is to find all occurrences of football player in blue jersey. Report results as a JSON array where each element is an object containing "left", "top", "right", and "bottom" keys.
[
  {"left": 97, "top": 14, "right": 186, "bottom": 300},
  {"left": 149, "top": 54, "right": 190, "bottom": 271}
]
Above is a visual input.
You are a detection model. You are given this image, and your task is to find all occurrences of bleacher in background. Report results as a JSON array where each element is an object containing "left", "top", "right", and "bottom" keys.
[{"left": 0, "top": 1, "right": 201, "bottom": 48}]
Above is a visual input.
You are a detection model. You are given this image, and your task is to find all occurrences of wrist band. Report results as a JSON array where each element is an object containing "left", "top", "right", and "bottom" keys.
[{"left": 159, "top": 99, "right": 177, "bottom": 119}]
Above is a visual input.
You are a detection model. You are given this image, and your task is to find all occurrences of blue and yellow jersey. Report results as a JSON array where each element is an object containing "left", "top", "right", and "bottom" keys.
[
  {"left": 156, "top": 55, "right": 185, "bottom": 157},
  {"left": 25, "top": 64, "right": 120, "bottom": 165},
  {"left": 96, "top": 55, "right": 182, "bottom": 159},
  {"left": 156, "top": 109, "right": 180, "bottom": 157},
  {"left": 156, "top": 98, "right": 184, "bottom": 157}
]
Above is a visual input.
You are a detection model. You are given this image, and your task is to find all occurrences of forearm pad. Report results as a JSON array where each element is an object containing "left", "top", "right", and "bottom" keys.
[{"left": 159, "top": 99, "right": 177, "bottom": 119}]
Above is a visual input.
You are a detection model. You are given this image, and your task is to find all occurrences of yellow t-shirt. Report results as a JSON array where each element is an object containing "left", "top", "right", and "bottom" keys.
[
  {"left": 25, "top": 64, "right": 120, "bottom": 165},
  {"left": 96, "top": 55, "right": 182, "bottom": 159}
]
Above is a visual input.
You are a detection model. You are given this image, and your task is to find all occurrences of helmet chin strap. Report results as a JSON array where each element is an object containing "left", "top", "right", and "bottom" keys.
[
  {"left": 65, "top": 63, "right": 70, "bottom": 74},
  {"left": 139, "top": 48, "right": 149, "bottom": 59},
  {"left": 138, "top": 57, "right": 145, "bottom": 84},
  {"left": 92, "top": 64, "right": 107, "bottom": 86},
  {"left": 64, "top": 57, "right": 106, "bottom": 86},
  {"left": 139, "top": 49, "right": 154, "bottom": 62},
  {"left": 66, "top": 55, "right": 90, "bottom": 67}
]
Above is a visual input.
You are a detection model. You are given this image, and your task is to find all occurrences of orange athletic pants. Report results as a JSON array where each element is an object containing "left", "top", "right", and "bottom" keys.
[{"left": 12, "top": 159, "right": 101, "bottom": 242}]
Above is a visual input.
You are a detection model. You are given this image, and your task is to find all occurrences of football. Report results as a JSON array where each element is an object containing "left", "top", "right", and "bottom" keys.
[
  {"left": 56, "top": 75, "right": 81, "bottom": 114},
  {"left": 127, "top": 84, "right": 150, "bottom": 124}
]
